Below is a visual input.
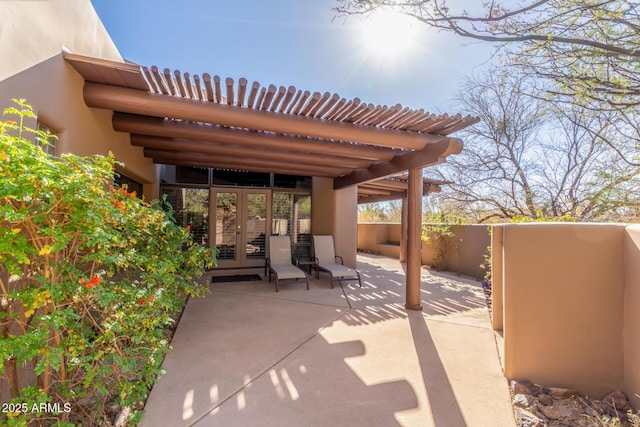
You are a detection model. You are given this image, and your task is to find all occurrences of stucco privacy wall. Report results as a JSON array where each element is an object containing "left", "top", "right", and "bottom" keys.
[
  {"left": 624, "top": 225, "right": 640, "bottom": 409},
  {"left": 0, "top": 0, "right": 122, "bottom": 81},
  {"left": 0, "top": 0, "right": 158, "bottom": 198},
  {"left": 312, "top": 178, "right": 358, "bottom": 268},
  {"left": 501, "top": 223, "right": 626, "bottom": 399},
  {"left": 357, "top": 223, "right": 402, "bottom": 258},
  {"left": 491, "top": 225, "right": 504, "bottom": 331},
  {"left": 357, "top": 223, "right": 490, "bottom": 278}
]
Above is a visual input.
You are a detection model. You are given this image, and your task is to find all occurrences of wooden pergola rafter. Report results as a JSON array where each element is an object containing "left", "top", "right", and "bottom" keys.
[
  {"left": 64, "top": 52, "right": 478, "bottom": 190},
  {"left": 64, "top": 52, "right": 479, "bottom": 311}
]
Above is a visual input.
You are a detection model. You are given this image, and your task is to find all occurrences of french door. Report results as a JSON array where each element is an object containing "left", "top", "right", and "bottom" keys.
[{"left": 211, "top": 188, "right": 271, "bottom": 268}]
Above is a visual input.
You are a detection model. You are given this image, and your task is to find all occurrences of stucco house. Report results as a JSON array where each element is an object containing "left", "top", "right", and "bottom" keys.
[
  {"left": 2, "top": 0, "right": 639, "bottom": 414},
  {"left": 0, "top": 0, "right": 480, "bottom": 311}
]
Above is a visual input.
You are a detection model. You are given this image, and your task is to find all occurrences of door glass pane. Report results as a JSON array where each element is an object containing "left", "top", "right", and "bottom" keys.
[
  {"left": 245, "top": 193, "right": 266, "bottom": 260},
  {"left": 216, "top": 192, "right": 237, "bottom": 261},
  {"left": 161, "top": 187, "right": 209, "bottom": 246},
  {"left": 185, "top": 189, "right": 209, "bottom": 246},
  {"left": 272, "top": 192, "right": 311, "bottom": 260}
]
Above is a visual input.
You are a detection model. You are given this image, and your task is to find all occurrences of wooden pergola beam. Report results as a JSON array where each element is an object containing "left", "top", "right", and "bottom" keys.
[
  {"left": 357, "top": 192, "right": 406, "bottom": 204},
  {"left": 360, "top": 179, "right": 408, "bottom": 191},
  {"left": 131, "top": 135, "right": 372, "bottom": 169},
  {"left": 85, "top": 83, "right": 447, "bottom": 150},
  {"left": 334, "top": 138, "right": 463, "bottom": 189},
  {"left": 113, "top": 113, "right": 397, "bottom": 162},
  {"left": 150, "top": 157, "right": 337, "bottom": 177},
  {"left": 360, "top": 178, "right": 445, "bottom": 193},
  {"left": 144, "top": 149, "right": 351, "bottom": 177},
  {"left": 358, "top": 187, "right": 393, "bottom": 196},
  {"left": 357, "top": 183, "right": 441, "bottom": 204}
]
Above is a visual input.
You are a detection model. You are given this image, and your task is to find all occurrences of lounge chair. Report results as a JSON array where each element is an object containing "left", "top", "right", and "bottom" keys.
[
  {"left": 265, "top": 235, "right": 309, "bottom": 292},
  {"left": 312, "top": 235, "right": 362, "bottom": 288}
]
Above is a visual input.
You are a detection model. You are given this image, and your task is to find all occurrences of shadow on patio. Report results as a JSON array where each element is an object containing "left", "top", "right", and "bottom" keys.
[{"left": 140, "top": 254, "right": 515, "bottom": 427}]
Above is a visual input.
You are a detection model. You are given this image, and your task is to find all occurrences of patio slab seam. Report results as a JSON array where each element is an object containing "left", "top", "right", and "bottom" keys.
[
  {"left": 420, "top": 315, "right": 493, "bottom": 330},
  {"left": 208, "top": 287, "right": 351, "bottom": 310}
]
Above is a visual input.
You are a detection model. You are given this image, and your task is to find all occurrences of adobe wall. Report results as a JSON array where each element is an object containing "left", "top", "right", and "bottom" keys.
[
  {"left": 0, "top": 55, "right": 158, "bottom": 199},
  {"left": 624, "top": 225, "right": 640, "bottom": 409},
  {"left": 357, "top": 223, "right": 490, "bottom": 278},
  {"left": 0, "top": 0, "right": 122, "bottom": 81},
  {"left": 0, "top": 0, "right": 158, "bottom": 198},
  {"left": 491, "top": 225, "right": 504, "bottom": 331},
  {"left": 357, "top": 223, "right": 401, "bottom": 258},
  {"left": 434, "top": 224, "right": 490, "bottom": 279},
  {"left": 312, "top": 178, "right": 358, "bottom": 268},
  {"left": 501, "top": 223, "right": 625, "bottom": 398}
]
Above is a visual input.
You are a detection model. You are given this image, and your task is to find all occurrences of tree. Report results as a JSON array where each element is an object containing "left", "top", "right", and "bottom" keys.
[
  {"left": 434, "top": 70, "right": 639, "bottom": 221},
  {"left": 357, "top": 200, "right": 403, "bottom": 222},
  {"left": 358, "top": 202, "right": 391, "bottom": 222},
  {"left": 335, "top": 0, "right": 640, "bottom": 164},
  {"left": 335, "top": 1, "right": 638, "bottom": 103}
]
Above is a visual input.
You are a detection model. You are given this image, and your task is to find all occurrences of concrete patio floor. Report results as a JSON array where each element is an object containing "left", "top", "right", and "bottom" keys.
[{"left": 140, "top": 254, "right": 516, "bottom": 427}]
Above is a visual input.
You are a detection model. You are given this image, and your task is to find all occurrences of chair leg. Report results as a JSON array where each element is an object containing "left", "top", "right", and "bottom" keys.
[
  {"left": 357, "top": 271, "right": 362, "bottom": 287},
  {"left": 275, "top": 275, "right": 279, "bottom": 292},
  {"left": 330, "top": 274, "right": 334, "bottom": 289},
  {"left": 305, "top": 274, "right": 310, "bottom": 290}
]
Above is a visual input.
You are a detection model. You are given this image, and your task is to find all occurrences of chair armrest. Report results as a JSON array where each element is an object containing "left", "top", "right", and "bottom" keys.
[
  {"left": 313, "top": 256, "right": 319, "bottom": 266},
  {"left": 335, "top": 255, "right": 344, "bottom": 265},
  {"left": 292, "top": 256, "right": 300, "bottom": 267}
]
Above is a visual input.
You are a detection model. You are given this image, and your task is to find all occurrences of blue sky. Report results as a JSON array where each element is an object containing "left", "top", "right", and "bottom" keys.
[{"left": 91, "top": 0, "right": 496, "bottom": 113}]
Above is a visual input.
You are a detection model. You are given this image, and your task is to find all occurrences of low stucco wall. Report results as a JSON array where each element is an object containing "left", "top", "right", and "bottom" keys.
[
  {"left": 357, "top": 223, "right": 402, "bottom": 259},
  {"left": 624, "top": 225, "right": 640, "bottom": 409},
  {"left": 357, "top": 223, "right": 490, "bottom": 279},
  {"left": 491, "top": 226, "right": 504, "bottom": 331},
  {"left": 497, "top": 222, "right": 639, "bottom": 406}
]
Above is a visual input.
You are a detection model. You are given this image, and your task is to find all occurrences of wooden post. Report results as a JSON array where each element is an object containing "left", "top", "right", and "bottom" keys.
[
  {"left": 399, "top": 196, "right": 408, "bottom": 263},
  {"left": 405, "top": 167, "right": 423, "bottom": 311}
]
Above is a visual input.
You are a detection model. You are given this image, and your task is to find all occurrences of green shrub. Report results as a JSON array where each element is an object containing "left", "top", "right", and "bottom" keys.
[
  {"left": 421, "top": 214, "right": 463, "bottom": 271},
  {"left": 0, "top": 100, "right": 216, "bottom": 426}
]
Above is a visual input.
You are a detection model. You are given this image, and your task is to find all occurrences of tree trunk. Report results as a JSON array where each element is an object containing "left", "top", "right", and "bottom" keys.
[{"left": 5, "top": 355, "right": 20, "bottom": 399}]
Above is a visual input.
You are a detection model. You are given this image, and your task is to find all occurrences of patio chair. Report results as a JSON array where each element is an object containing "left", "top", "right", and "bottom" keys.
[
  {"left": 265, "top": 235, "right": 309, "bottom": 292},
  {"left": 312, "top": 235, "right": 362, "bottom": 288}
]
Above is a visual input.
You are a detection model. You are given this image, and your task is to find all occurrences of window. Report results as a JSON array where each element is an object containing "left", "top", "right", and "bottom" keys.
[
  {"left": 160, "top": 165, "right": 210, "bottom": 185},
  {"left": 272, "top": 192, "right": 312, "bottom": 259},
  {"left": 273, "top": 174, "right": 311, "bottom": 190},
  {"left": 36, "top": 122, "right": 56, "bottom": 156},
  {"left": 114, "top": 172, "right": 143, "bottom": 199},
  {"left": 212, "top": 169, "right": 270, "bottom": 187},
  {"left": 162, "top": 187, "right": 210, "bottom": 247}
]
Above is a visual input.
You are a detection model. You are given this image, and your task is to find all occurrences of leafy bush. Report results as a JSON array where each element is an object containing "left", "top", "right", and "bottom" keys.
[
  {"left": 421, "top": 214, "right": 463, "bottom": 271},
  {"left": 0, "top": 100, "right": 216, "bottom": 426}
]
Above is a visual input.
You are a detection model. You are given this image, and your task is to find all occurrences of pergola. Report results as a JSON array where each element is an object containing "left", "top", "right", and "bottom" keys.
[
  {"left": 64, "top": 52, "right": 478, "bottom": 310},
  {"left": 357, "top": 175, "right": 450, "bottom": 205},
  {"left": 358, "top": 175, "right": 451, "bottom": 267}
]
